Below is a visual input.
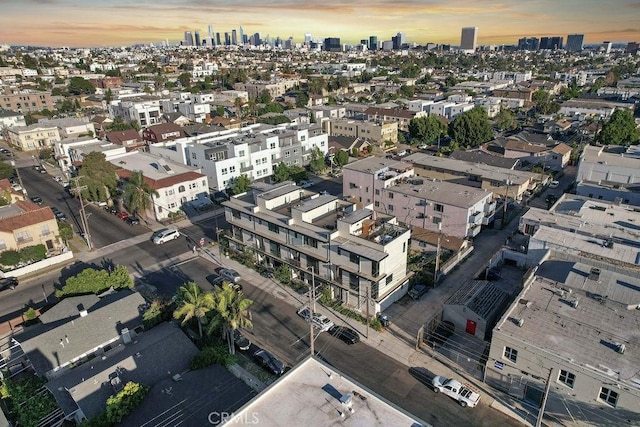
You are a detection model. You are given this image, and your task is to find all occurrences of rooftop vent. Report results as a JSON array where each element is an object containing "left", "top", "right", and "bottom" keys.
[
  {"left": 517, "top": 318, "right": 524, "bottom": 327},
  {"left": 589, "top": 268, "right": 601, "bottom": 281},
  {"left": 616, "top": 343, "right": 626, "bottom": 354}
]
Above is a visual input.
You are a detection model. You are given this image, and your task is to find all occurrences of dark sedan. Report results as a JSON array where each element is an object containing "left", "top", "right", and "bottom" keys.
[
  {"left": 0, "top": 277, "right": 18, "bottom": 291},
  {"left": 233, "top": 330, "right": 251, "bottom": 351},
  {"left": 328, "top": 326, "right": 360, "bottom": 345},
  {"left": 125, "top": 216, "right": 140, "bottom": 225},
  {"left": 30, "top": 196, "right": 43, "bottom": 204},
  {"left": 252, "top": 349, "right": 285, "bottom": 375}
]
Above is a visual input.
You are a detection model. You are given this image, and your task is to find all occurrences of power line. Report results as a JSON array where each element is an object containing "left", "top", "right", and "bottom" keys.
[{"left": 70, "top": 176, "right": 93, "bottom": 250}]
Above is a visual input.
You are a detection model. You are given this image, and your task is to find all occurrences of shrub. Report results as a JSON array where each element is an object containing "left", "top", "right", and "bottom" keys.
[
  {"left": 105, "top": 382, "right": 149, "bottom": 424},
  {"left": 369, "top": 317, "right": 383, "bottom": 331},
  {"left": 0, "top": 250, "right": 21, "bottom": 266},
  {"left": 142, "top": 299, "right": 172, "bottom": 329},
  {"left": 19, "top": 245, "right": 47, "bottom": 263},
  {"left": 273, "top": 264, "right": 291, "bottom": 285},
  {"left": 56, "top": 265, "right": 133, "bottom": 298},
  {"left": 190, "top": 344, "right": 235, "bottom": 369},
  {"left": 23, "top": 307, "right": 37, "bottom": 321}
]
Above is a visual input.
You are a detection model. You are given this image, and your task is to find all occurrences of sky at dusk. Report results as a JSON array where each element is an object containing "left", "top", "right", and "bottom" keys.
[{"left": 1, "top": 0, "right": 639, "bottom": 48}]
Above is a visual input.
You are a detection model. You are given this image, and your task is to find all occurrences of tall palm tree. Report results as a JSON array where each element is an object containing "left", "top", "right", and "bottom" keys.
[
  {"left": 122, "top": 170, "right": 159, "bottom": 220},
  {"left": 206, "top": 283, "right": 253, "bottom": 354},
  {"left": 173, "top": 282, "right": 214, "bottom": 339}
]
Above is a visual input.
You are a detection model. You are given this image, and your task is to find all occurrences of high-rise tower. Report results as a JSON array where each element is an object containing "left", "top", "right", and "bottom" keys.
[
  {"left": 565, "top": 34, "right": 585, "bottom": 52},
  {"left": 460, "top": 27, "right": 478, "bottom": 51}
]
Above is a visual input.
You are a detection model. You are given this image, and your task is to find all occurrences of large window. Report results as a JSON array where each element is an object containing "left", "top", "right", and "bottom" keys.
[
  {"left": 558, "top": 370, "right": 575, "bottom": 388},
  {"left": 268, "top": 222, "right": 279, "bottom": 234},
  {"left": 504, "top": 346, "right": 518, "bottom": 363},
  {"left": 434, "top": 203, "right": 444, "bottom": 212},
  {"left": 349, "top": 252, "right": 360, "bottom": 264},
  {"left": 599, "top": 387, "right": 618, "bottom": 407}
]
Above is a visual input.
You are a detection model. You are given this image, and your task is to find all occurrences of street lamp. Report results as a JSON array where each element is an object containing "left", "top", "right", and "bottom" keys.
[{"left": 307, "top": 265, "right": 317, "bottom": 356}]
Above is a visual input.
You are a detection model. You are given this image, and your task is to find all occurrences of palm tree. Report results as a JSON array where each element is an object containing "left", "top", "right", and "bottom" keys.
[
  {"left": 206, "top": 283, "right": 253, "bottom": 354},
  {"left": 122, "top": 170, "right": 159, "bottom": 220},
  {"left": 173, "top": 282, "right": 214, "bottom": 339}
]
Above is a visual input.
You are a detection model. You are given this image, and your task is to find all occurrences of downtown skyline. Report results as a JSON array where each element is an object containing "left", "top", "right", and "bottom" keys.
[{"left": 1, "top": 0, "right": 640, "bottom": 48}]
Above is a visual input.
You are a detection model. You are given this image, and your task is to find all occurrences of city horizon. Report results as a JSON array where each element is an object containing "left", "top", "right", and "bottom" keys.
[{"left": 1, "top": 0, "right": 639, "bottom": 49}]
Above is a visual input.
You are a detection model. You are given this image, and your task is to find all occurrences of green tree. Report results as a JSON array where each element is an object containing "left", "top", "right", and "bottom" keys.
[
  {"left": 448, "top": 107, "right": 494, "bottom": 148},
  {"left": 67, "top": 76, "right": 96, "bottom": 95},
  {"left": 333, "top": 150, "right": 349, "bottom": 167},
  {"left": 408, "top": 115, "right": 447, "bottom": 143},
  {"left": 399, "top": 85, "right": 415, "bottom": 98},
  {"left": 273, "top": 264, "right": 291, "bottom": 285},
  {"left": 0, "top": 162, "right": 14, "bottom": 180},
  {"left": 177, "top": 72, "right": 191, "bottom": 89},
  {"left": 230, "top": 174, "right": 251, "bottom": 195},
  {"left": 534, "top": 89, "right": 560, "bottom": 115},
  {"left": 56, "top": 266, "right": 132, "bottom": 297},
  {"left": 494, "top": 108, "right": 515, "bottom": 131},
  {"left": 19, "top": 245, "right": 46, "bottom": 263},
  {"left": 309, "top": 146, "right": 326, "bottom": 174},
  {"left": 104, "top": 88, "right": 114, "bottom": 105},
  {"left": 598, "top": 109, "right": 640, "bottom": 146},
  {"left": 173, "top": 282, "right": 214, "bottom": 339},
  {"left": 273, "top": 162, "right": 291, "bottom": 182},
  {"left": 76, "top": 152, "right": 118, "bottom": 202},
  {"left": 122, "top": 170, "right": 158, "bottom": 220},
  {"left": 256, "top": 89, "right": 272, "bottom": 104},
  {"left": 58, "top": 221, "right": 74, "bottom": 244},
  {"left": 206, "top": 282, "right": 254, "bottom": 354},
  {"left": 105, "top": 382, "right": 149, "bottom": 424},
  {"left": 0, "top": 250, "right": 21, "bottom": 266},
  {"left": 38, "top": 147, "right": 52, "bottom": 160}
]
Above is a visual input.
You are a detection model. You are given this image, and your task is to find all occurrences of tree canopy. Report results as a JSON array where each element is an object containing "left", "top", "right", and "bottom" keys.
[
  {"left": 76, "top": 151, "right": 119, "bottom": 202},
  {"left": 56, "top": 265, "right": 133, "bottom": 297},
  {"left": 534, "top": 90, "right": 561, "bottom": 115},
  {"left": 448, "top": 107, "right": 494, "bottom": 148},
  {"left": 598, "top": 109, "right": 639, "bottom": 146},
  {"left": 67, "top": 76, "right": 96, "bottom": 95},
  {"left": 333, "top": 150, "right": 349, "bottom": 167},
  {"left": 273, "top": 163, "right": 307, "bottom": 183},
  {"left": 309, "top": 146, "right": 326, "bottom": 174},
  {"left": 0, "top": 161, "right": 14, "bottom": 180},
  {"left": 230, "top": 174, "right": 251, "bottom": 195},
  {"left": 408, "top": 115, "right": 447, "bottom": 143},
  {"left": 494, "top": 108, "right": 516, "bottom": 131},
  {"left": 122, "top": 170, "right": 158, "bottom": 219}
]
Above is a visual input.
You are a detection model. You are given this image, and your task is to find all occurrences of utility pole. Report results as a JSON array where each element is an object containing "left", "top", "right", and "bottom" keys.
[
  {"left": 9, "top": 150, "right": 27, "bottom": 197},
  {"left": 536, "top": 368, "right": 554, "bottom": 427},
  {"left": 308, "top": 266, "right": 316, "bottom": 356},
  {"left": 70, "top": 177, "right": 93, "bottom": 251},
  {"left": 365, "top": 285, "right": 370, "bottom": 339},
  {"left": 502, "top": 177, "right": 512, "bottom": 230},
  {"left": 434, "top": 221, "right": 442, "bottom": 285}
]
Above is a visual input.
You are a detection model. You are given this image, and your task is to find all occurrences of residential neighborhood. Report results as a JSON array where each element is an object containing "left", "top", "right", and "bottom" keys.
[{"left": 0, "top": 17, "right": 638, "bottom": 427}]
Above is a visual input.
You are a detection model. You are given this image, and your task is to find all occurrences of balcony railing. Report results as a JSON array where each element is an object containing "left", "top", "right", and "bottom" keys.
[{"left": 469, "top": 211, "right": 483, "bottom": 223}]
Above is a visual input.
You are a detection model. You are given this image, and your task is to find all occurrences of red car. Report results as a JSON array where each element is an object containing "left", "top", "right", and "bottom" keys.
[{"left": 117, "top": 212, "right": 129, "bottom": 220}]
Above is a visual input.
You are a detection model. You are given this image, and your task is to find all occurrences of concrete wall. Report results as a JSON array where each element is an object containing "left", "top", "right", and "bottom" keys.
[{"left": 1, "top": 250, "right": 73, "bottom": 278}]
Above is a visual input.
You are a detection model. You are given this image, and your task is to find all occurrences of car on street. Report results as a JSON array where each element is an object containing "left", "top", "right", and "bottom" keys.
[
  {"left": 328, "top": 326, "right": 360, "bottom": 345},
  {"left": 125, "top": 216, "right": 140, "bottom": 225},
  {"left": 545, "top": 194, "right": 559, "bottom": 204},
  {"left": 0, "top": 277, "right": 18, "bottom": 291},
  {"left": 408, "top": 284, "right": 428, "bottom": 300},
  {"left": 104, "top": 205, "right": 118, "bottom": 214},
  {"left": 297, "top": 306, "right": 335, "bottom": 331},
  {"left": 152, "top": 228, "right": 180, "bottom": 244},
  {"left": 549, "top": 180, "right": 560, "bottom": 189},
  {"left": 206, "top": 274, "right": 225, "bottom": 287},
  {"left": 300, "top": 180, "right": 314, "bottom": 189},
  {"left": 117, "top": 211, "right": 130, "bottom": 220},
  {"left": 377, "top": 312, "right": 390, "bottom": 327},
  {"left": 417, "top": 143, "right": 428, "bottom": 150},
  {"left": 431, "top": 376, "right": 481, "bottom": 408},
  {"left": 252, "top": 349, "right": 285, "bottom": 375},
  {"left": 233, "top": 330, "right": 251, "bottom": 351},
  {"left": 219, "top": 268, "right": 241, "bottom": 283},
  {"left": 51, "top": 207, "right": 66, "bottom": 220},
  {"left": 30, "top": 196, "right": 43, "bottom": 204}
]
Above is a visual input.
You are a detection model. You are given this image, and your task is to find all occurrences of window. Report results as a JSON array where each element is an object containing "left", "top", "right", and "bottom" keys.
[
  {"left": 268, "top": 222, "right": 279, "bottom": 234},
  {"left": 349, "top": 183, "right": 357, "bottom": 189},
  {"left": 178, "top": 185, "right": 185, "bottom": 193},
  {"left": 375, "top": 189, "right": 380, "bottom": 196},
  {"left": 192, "top": 152, "right": 197, "bottom": 159},
  {"left": 599, "top": 387, "right": 618, "bottom": 407},
  {"left": 15, "top": 231, "right": 31, "bottom": 242},
  {"left": 388, "top": 204, "right": 394, "bottom": 211},
  {"left": 349, "top": 252, "right": 360, "bottom": 264},
  {"left": 433, "top": 217, "right": 441, "bottom": 225},
  {"left": 238, "top": 150, "right": 245, "bottom": 157},
  {"left": 221, "top": 168, "right": 228, "bottom": 175},
  {"left": 41, "top": 225, "right": 51, "bottom": 236},
  {"left": 386, "top": 274, "right": 393, "bottom": 285},
  {"left": 504, "top": 346, "right": 518, "bottom": 363},
  {"left": 558, "top": 370, "right": 575, "bottom": 388},
  {"left": 434, "top": 203, "right": 444, "bottom": 212},
  {"left": 232, "top": 210, "right": 241, "bottom": 219},
  {"left": 285, "top": 150, "right": 291, "bottom": 158},
  {"left": 165, "top": 189, "right": 174, "bottom": 196},
  {"left": 389, "top": 192, "right": 394, "bottom": 199},
  {"left": 229, "top": 166, "right": 236, "bottom": 173},
  {"left": 372, "top": 261, "right": 379, "bottom": 276},
  {"left": 374, "top": 201, "right": 380, "bottom": 207}
]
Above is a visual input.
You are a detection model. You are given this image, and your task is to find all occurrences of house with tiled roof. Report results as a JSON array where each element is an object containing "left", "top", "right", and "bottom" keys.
[
  {"left": 364, "top": 107, "right": 427, "bottom": 132},
  {"left": 0, "top": 199, "right": 61, "bottom": 254},
  {"left": 141, "top": 122, "right": 184, "bottom": 145},
  {"left": 105, "top": 128, "right": 144, "bottom": 151},
  {"left": 111, "top": 151, "right": 210, "bottom": 221}
]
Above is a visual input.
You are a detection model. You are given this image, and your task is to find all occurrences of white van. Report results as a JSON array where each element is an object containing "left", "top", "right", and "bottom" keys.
[{"left": 152, "top": 228, "right": 180, "bottom": 244}]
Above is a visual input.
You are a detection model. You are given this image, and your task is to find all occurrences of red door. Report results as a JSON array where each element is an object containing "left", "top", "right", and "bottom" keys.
[{"left": 466, "top": 319, "right": 477, "bottom": 335}]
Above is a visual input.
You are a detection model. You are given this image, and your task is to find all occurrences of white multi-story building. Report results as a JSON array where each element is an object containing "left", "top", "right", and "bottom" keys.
[
  {"left": 108, "top": 96, "right": 163, "bottom": 128},
  {"left": 111, "top": 151, "right": 210, "bottom": 220},
  {"left": 224, "top": 181, "right": 412, "bottom": 312},
  {"left": 0, "top": 110, "right": 26, "bottom": 128},
  {"left": 192, "top": 62, "right": 218, "bottom": 78},
  {"left": 474, "top": 97, "right": 502, "bottom": 118}
]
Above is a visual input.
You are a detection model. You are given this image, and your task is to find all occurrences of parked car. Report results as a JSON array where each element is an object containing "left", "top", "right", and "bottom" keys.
[
  {"left": 431, "top": 376, "right": 481, "bottom": 408},
  {"left": 252, "top": 349, "right": 285, "bottom": 375},
  {"left": 328, "top": 326, "right": 360, "bottom": 345},
  {"left": 545, "top": 194, "right": 559, "bottom": 204},
  {"left": 300, "top": 180, "right": 314, "bottom": 189},
  {"left": 51, "top": 207, "right": 66, "bottom": 220},
  {"left": 0, "top": 277, "right": 18, "bottom": 291},
  {"left": 152, "top": 228, "right": 180, "bottom": 244},
  {"left": 297, "top": 306, "right": 335, "bottom": 331},
  {"left": 117, "top": 211, "right": 130, "bottom": 220},
  {"left": 377, "top": 313, "right": 390, "bottom": 327},
  {"left": 219, "top": 268, "right": 241, "bottom": 283},
  {"left": 104, "top": 205, "right": 118, "bottom": 214},
  {"left": 30, "top": 196, "right": 43, "bottom": 204},
  {"left": 417, "top": 143, "right": 428, "bottom": 150},
  {"left": 408, "top": 284, "right": 428, "bottom": 300},
  {"left": 125, "top": 216, "right": 140, "bottom": 225},
  {"left": 206, "top": 274, "right": 225, "bottom": 287},
  {"left": 233, "top": 330, "right": 251, "bottom": 351},
  {"left": 396, "top": 149, "right": 408, "bottom": 157},
  {"left": 549, "top": 180, "right": 560, "bottom": 189}
]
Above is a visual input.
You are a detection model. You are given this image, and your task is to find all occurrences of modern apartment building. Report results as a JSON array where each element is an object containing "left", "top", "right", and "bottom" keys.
[
  {"left": 364, "top": 107, "right": 426, "bottom": 132},
  {"left": 108, "top": 96, "right": 163, "bottom": 128},
  {"left": 7, "top": 124, "right": 61, "bottom": 151},
  {"left": 325, "top": 118, "right": 398, "bottom": 145},
  {"left": 342, "top": 158, "right": 495, "bottom": 238},
  {"left": 224, "top": 182, "right": 412, "bottom": 312},
  {"left": 233, "top": 78, "right": 301, "bottom": 100},
  {"left": 0, "top": 90, "right": 55, "bottom": 113}
]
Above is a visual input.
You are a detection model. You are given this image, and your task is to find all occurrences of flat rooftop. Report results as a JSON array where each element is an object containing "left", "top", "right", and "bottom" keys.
[
  {"left": 392, "top": 178, "right": 491, "bottom": 208},
  {"left": 497, "top": 260, "right": 640, "bottom": 389},
  {"left": 343, "top": 157, "right": 413, "bottom": 174},
  {"left": 579, "top": 144, "right": 640, "bottom": 169},
  {"left": 224, "top": 357, "right": 428, "bottom": 427},
  {"left": 109, "top": 151, "right": 200, "bottom": 181}
]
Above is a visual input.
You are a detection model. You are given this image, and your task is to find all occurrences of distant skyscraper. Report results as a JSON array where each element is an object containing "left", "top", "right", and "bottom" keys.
[
  {"left": 239, "top": 26, "right": 244, "bottom": 45},
  {"left": 224, "top": 33, "right": 231, "bottom": 46},
  {"left": 304, "top": 33, "right": 312, "bottom": 44},
  {"left": 369, "top": 36, "right": 378, "bottom": 50},
  {"left": 207, "top": 24, "right": 215, "bottom": 46},
  {"left": 194, "top": 31, "right": 201, "bottom": 47},
  {"left": 602, "top": 41, "right": 612, "bottom": 54},
  {"left": 323, "top": 37, "right": 341, "bottom": 52},
  {"left": 626, "top": 41, "right": 639, "bottom": 55},
  {"left": 232, "top": 29, "right": 237, "bottom": 45},
  {"left": 565, "top": 34, "right": 584, "bottom": 52},
  {"left": 540, "top": 36, "right": 563, "bottom": 50},
  {"left": 216, "top": 33, "right": 221, "bottom": 46},
  {"left": 184, "top": 31, "right": 194, "bottom": 46},
  {"left": 518, "top": 37, "right": 539, "bottom": 51},
  {"left": 460, "top": 27, "right": 478, "bottom": 51}
]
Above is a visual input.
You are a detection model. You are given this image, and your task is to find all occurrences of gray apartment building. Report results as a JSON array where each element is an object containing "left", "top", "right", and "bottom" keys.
[{"left": 224, "top": 182, "right": 412, "bottom": 312}]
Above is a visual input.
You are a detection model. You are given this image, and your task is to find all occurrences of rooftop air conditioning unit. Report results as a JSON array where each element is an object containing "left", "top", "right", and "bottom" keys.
[
  {"left": 589, "top": 268, "right": 601, "bottom": 281},
  {"left": 616, "top": 343, "right": 626, "bottom": 354},
  {"left": 517, "top": 318, "right": 525, "bottom": 327}
]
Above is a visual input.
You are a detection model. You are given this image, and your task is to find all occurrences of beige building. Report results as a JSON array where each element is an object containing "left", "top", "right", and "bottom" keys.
[
  {"left": 1, "top": 90, "right": 55, "bottom": 113},
  {"left": 233, "top": 78, "right": 301, "bottom": 100},
  {"left": 326, "top": 118, "right": 398, "bottom": 145},
  {"left": 7, "top": 124, "right": 61, "bottom": 151},
  {"left": 0, "top": 200, "right": 61, "bottom": 253}
]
